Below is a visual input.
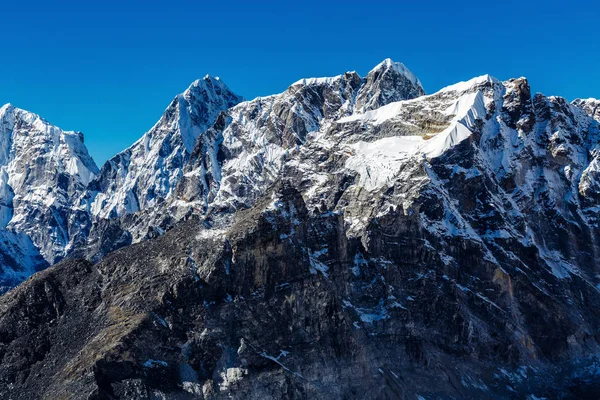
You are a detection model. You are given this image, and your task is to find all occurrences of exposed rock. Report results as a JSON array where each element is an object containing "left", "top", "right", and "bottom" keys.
[{"left": 1, "top": 181, "right": 600, "bottom": 399}]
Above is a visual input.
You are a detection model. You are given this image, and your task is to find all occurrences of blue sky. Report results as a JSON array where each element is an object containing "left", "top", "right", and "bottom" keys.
[{"left": 1, "top": 0, "right": 598, "bottom": 165}]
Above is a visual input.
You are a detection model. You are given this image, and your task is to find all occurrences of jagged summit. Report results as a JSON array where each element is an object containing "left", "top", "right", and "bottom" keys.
[
  {"left": 0, "top": 104, "right": 93, "bottom": 150},
  {"left": 438, "top": 73, "right": 501, "bottom": 93},
  {"left": 355, "top": 58, "right": 426, "bottom": 112},
  {"left": 573, "top": 97, "right": 600, "bottom": 121},
  {"left": 201, "top": 73, "right": 220, "bottom": 81},
  {"left": 85, "top": 75, "right": 243, "bottom": 219},
  {"left": 291, "top": 73, "right": 354, "bottom": 87},
  {"left": 292, "top": 58, "right": 423, "bottom": 89},
  {"left": 370, "top": 57, "right": 422, "bottom": 87},
  {"left": 185, "top": 74, "right": 233, "bottom": 98},
  {"left": 289, "top": 58, "right": 425, "bottom": 103}
]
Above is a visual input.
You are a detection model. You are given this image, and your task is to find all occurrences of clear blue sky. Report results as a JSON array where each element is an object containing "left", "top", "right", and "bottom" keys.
[{"left": 1, "top": 0, "right": 598, "bottom": 165}]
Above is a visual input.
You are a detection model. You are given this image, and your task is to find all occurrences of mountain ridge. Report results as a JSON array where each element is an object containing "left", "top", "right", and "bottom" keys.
[
  {"left": 1, "top": 58, "right": 600, "bottom": 398},
  {"left": 1, "top": 59, "right": 599, "bottom": 290}
]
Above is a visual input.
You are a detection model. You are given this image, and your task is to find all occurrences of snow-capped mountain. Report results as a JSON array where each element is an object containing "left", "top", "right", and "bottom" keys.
[
  {"left": 172, "top": 59, "right": 425, "bottom": 214},
  {"left": 0, "top": 77, "right": 244, "bottom": 286},
  {"left": 2, "top": 59, "right": 600, "bottom": 398},
  {"left": 75, "top": 59, "right": 426, "bottom": 257},
  {"left": 84, "top": 75, "right": 243, "bottom": 219},
  {"left": 0, "top": 104, "right": 98, "bottom": 288},
  {"left": 170, "top": 68, "right": 600, "bottom": 286}
]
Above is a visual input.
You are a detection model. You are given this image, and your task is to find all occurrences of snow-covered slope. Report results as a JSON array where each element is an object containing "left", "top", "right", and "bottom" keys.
[
  {"left": 84, "top": 76, "right": 243, "bottom": 219},
  {"left": 0, "top": 104, "right": 98, "bottom": 281},
  {"left": 0, "top": 230, "right": 47, "bottom": 293}
]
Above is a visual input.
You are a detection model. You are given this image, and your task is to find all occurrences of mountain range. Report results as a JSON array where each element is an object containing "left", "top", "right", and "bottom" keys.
[{"left": 1, "top": 59, "right": 600, "bottom": 399}]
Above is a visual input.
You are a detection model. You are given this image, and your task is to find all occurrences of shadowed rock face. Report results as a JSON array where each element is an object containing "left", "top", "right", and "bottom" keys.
[{"left": 1, "top": 181, "right": 600, "bottom": 399}]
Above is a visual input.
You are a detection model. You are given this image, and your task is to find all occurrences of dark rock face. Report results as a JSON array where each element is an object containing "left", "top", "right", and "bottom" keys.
[{"left": 2, "top": 180, "right": 600, "bottom": 399}]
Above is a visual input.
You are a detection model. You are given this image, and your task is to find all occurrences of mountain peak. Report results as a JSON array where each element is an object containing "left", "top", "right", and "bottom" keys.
[
  {"left": 183, "top": 75, "right": 241, "bottom": 105},
  {"left": 0, "top": 103, "right": 99, "bottom": 266},
  {"left": 572, "top": 97, "right": 600, "bottom": 121},
  {"left": 291, "top": 74, "right": 345, "bottom": 87},
  {"left": 354, "top": 58, "right": 425, "bottom": 112},
  {"left": 187, "top": 75, "right": 225, "bottom": 90},
  {"left": 86, "top": 71, "right": 243, "bottom": 220},
  {"left": 369, "top": 58, "right": 422, "bottom": 88},
  {"left": 0, "top": 103, "right": 14, "bottom": 118},
  {"left": 202, "top": 73, "right": 221, "bottom": 81},
  {"left": 440, "top": 74, "right": 500, "bottom": 93}
]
